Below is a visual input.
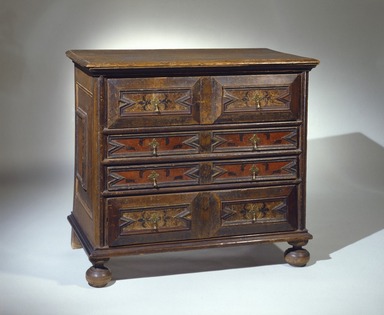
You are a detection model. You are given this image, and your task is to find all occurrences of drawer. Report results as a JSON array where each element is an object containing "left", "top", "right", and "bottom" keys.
[
  {"left": 211, "top": 127, "right": 299, "bottom": 153},
  {"left": 106, "top": 74, "right": 301, "bottom": 129},
  {"left": 107, "top": 192, "right": 198, "bottom": 246},
  {"left": 105, "top": 127, "right": 299, "bottom": 160},
  {"left": 212, "top": 74, "right": 302, "bottom": 123},
  {"left": 106, "top": 132, "right": 200, "bottom": 159},
  {"left": 106, "top": 157, "right": 298, "bottom": 192},
  {"left": 216, "top": 185, "right": 298, "bottom": 237},
  {"left": 107, "top": 163, "right": 201, "bottom": 191},
  {"left": 211, "top": 157, "right": 297, "bottom": 184},
  {"left": 107, "top": 77, "right": 201, "bottom": 128},
  {"left": 107, "top": 185, "right": 298, "bottom": 246}
]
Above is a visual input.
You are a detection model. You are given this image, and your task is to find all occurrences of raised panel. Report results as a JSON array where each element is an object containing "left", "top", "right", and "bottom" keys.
[
  {"left": 212, "top": 74, "right": 302, "bottom": 123},
  {"left": 107, "top": 77, "right": 202, "bottom": 128},
  {"left": 223, "top": 86, "right": 290, "bottom": 112},
  {"left": 75, "top": 107, "right": 88, "bottom": 190},
  {"left": 119, "top": 90, "right": 192, "bottom": 115},
  {"left": 75, "top": 81, "right": 92, "bottom": 193},
  {"left": 217, "top": 185, "right": 298, "bottom": 236},
  {"left": 221, "top": 200, "right": 287, "bottom": 226},
  {"left": 107, "top": 192, "right": 199, "bottom": 246},
  {"left": 119, "top": 205, "right": 192, "bottom": 235}
]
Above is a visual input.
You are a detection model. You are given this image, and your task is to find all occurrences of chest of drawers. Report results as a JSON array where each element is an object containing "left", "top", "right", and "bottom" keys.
[{"left": 66, "top": 49, "right": 318, "bottom": 287}]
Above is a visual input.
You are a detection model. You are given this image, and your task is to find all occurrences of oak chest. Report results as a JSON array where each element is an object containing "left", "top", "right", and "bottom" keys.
[{"left": 66, "top": 49, "right": 319, "bottom": 287}]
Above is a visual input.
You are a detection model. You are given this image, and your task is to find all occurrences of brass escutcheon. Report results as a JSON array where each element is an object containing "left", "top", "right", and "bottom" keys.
[
  {"left": 148, "top": 170, "right": 160, "bottom": 188},
  {"left": 149, "top": 214, "right": 160, "bottom": 231},
  {"left": 245, "top": 203, "right": 259, "bottom": 223},
  {"left": 254, "top": 94, "right": 262, "bottom": 109},
  {"left": 149, "top": 138, "right": 160, "bottom": 156},
  {"left": 152, "top": 99, "right": 160, "bottom": 112},
  {"left": 249, "top": 134, "right": 260, "bottom": 150},
  {"left": 250, "top": 164, "right": 259, "bottom": 180}
]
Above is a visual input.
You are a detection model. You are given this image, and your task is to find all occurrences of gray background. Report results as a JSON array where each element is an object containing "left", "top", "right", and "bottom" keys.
[
  {"left": 1, "top": 1, "right": 384, "bottom": 314},
  {"left": 1, "top": 0, "right": 383, "bottom": 174}
]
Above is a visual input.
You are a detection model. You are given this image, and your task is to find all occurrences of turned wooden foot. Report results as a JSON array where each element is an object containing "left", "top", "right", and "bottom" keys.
[
  {"left": 86, "top": 259, "right": 112, "bottom": 288},
  {"left": 284, "top": 241, "right": 310, "bottom": 267}
]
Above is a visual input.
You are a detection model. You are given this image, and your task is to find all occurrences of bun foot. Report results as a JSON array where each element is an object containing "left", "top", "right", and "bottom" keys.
[
  {"left": 86, "top": 259, "right": 112, "bottom": 288},
  {"left": 284, "top": 241, "right": 310, "bottom": 267}
]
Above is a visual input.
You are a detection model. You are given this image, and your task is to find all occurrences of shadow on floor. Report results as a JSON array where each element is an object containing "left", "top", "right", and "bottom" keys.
[
  {"left": 306, "top": 132, "right": 384, "bottom": 264},
  {"left": 106, "top": 243, "right": 285, "bottom": 281}
]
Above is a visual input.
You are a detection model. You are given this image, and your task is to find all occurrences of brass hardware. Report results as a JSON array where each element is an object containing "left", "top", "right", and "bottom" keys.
[
  {"left": 148, "top": 171, "right": 160, "bottom": 188},
  {"left": 149, "top": 214, "right": 160, "bottom": 231},
  {"left": 152, "top": 99, "right": 160, "bottom": 112},
  {"left": 249, "top": 134, "right": 260, "bottom": 150},
  {"left": 149, "top": 138, "right": 160, "bottom": 156},
  {"left": 250, "top": 210, "right": 256, "bottom": 223},
  {"left": 250, "top": 165, "right": 259, "bottom": 180},
  {"left": 245, "top": 204, "right": 258, "bottom": 223},
  {"left": 245, "top": 202, "right": 269, "bottom": 223},
  {"left": 254, "top": 94, "right": 262, "bottom": 109}
]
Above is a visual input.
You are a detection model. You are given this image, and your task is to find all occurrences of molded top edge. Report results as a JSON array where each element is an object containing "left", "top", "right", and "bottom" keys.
[{"left": 66, "top": 48, "right": 319, "bottom": 71}]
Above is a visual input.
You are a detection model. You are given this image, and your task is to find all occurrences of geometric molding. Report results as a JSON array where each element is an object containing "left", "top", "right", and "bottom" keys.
[
  {"left": 221, "top": 199, "right": 288, "bottom": 226},
  {"left": 107, "top": 133, "right": 201, "bottom": 158},
  {"left": 182, "top": 134, "right": 200, "bottom": 151},
  {"left": 223, "top": 86, "right": 291, "bottom": 112},
  {"left": 281, "top": 129, "right": 298, "bottom": 146},
  {"left": 119, "top": 205, "right": 192, "bottom": 234},
  {"left": 119, "top": 89, "right": 193, "bottom": 116}
]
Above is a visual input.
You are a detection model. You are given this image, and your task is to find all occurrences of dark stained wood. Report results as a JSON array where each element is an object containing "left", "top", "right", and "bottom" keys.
[{"left": 67, "top": 49, "right": 318, "bottom": 287}]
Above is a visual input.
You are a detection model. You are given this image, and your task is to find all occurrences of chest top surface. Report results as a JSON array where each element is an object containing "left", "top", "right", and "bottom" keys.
[{"left": 66, "top": 48, "right": 319, "bottom": 72}]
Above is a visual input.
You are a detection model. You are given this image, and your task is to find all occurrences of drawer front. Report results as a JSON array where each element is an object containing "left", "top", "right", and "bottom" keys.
[
  {"left": 105, "top": 127, "right": 299, "bottom": 160},
  {"left": 107, "top": 185, "right": 298, "bottom": 246},
  {"left": 211, "top": 127, "right": 299, "bottom": 153},
  {"left": 107, "top": 163, "right": 200, "bottom": 191},
  {"left": 211, "top": 158, "right": 297, "bottom": 184},
  {"left": 107, "top": 132, "right": 200, "bottom": 159},
  {"left": 212, "top": 74, "right": 302, "bottom": 123},
  {"left": 106, "top": 74, "right": 302, "bottom": 128},
  {"left": 107, "top": 192, "right": 198, "bottom": 246},
  {"left": 106, "top": 157, "right": 297, "bottom": 192},
  {"left": 216, "top": 185, "right": 298, "bottom": 237},
  {"left": 107, "top": 77, "right": 201, "bottom": 128}
]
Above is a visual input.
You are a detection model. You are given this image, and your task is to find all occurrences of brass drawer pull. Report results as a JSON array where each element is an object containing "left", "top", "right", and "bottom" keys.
[
  {"left": 254, "top": 94, "right": 262, "bottom": 109},
  {"left": 249, "top": 210, "right": 257, "bottom": 223},
  {"left": 152, "top": 99, "right": 161, "bottom": 112},
  {"left": 245, "top": 204, "right": 258, "bottom": 223},
  {"left": 149, "top": 214, "right": 160, "bottom": 231},
  {"left": 249, "top": 134, "right": 260, "bottom": 151},
  {"left": 250, "top": 165, "right": 259, "bottom": 180},
  {"left": 149, "top": 138, "right": 160, "bottom": 156},
  {"left": 148, "top": 171, "right": 160, "bottom": 188}
]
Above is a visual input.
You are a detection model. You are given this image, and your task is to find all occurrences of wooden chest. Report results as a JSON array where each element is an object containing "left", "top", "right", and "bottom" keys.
[{"left": 66, "top": 49, "right": 319, "bottom": 287}]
